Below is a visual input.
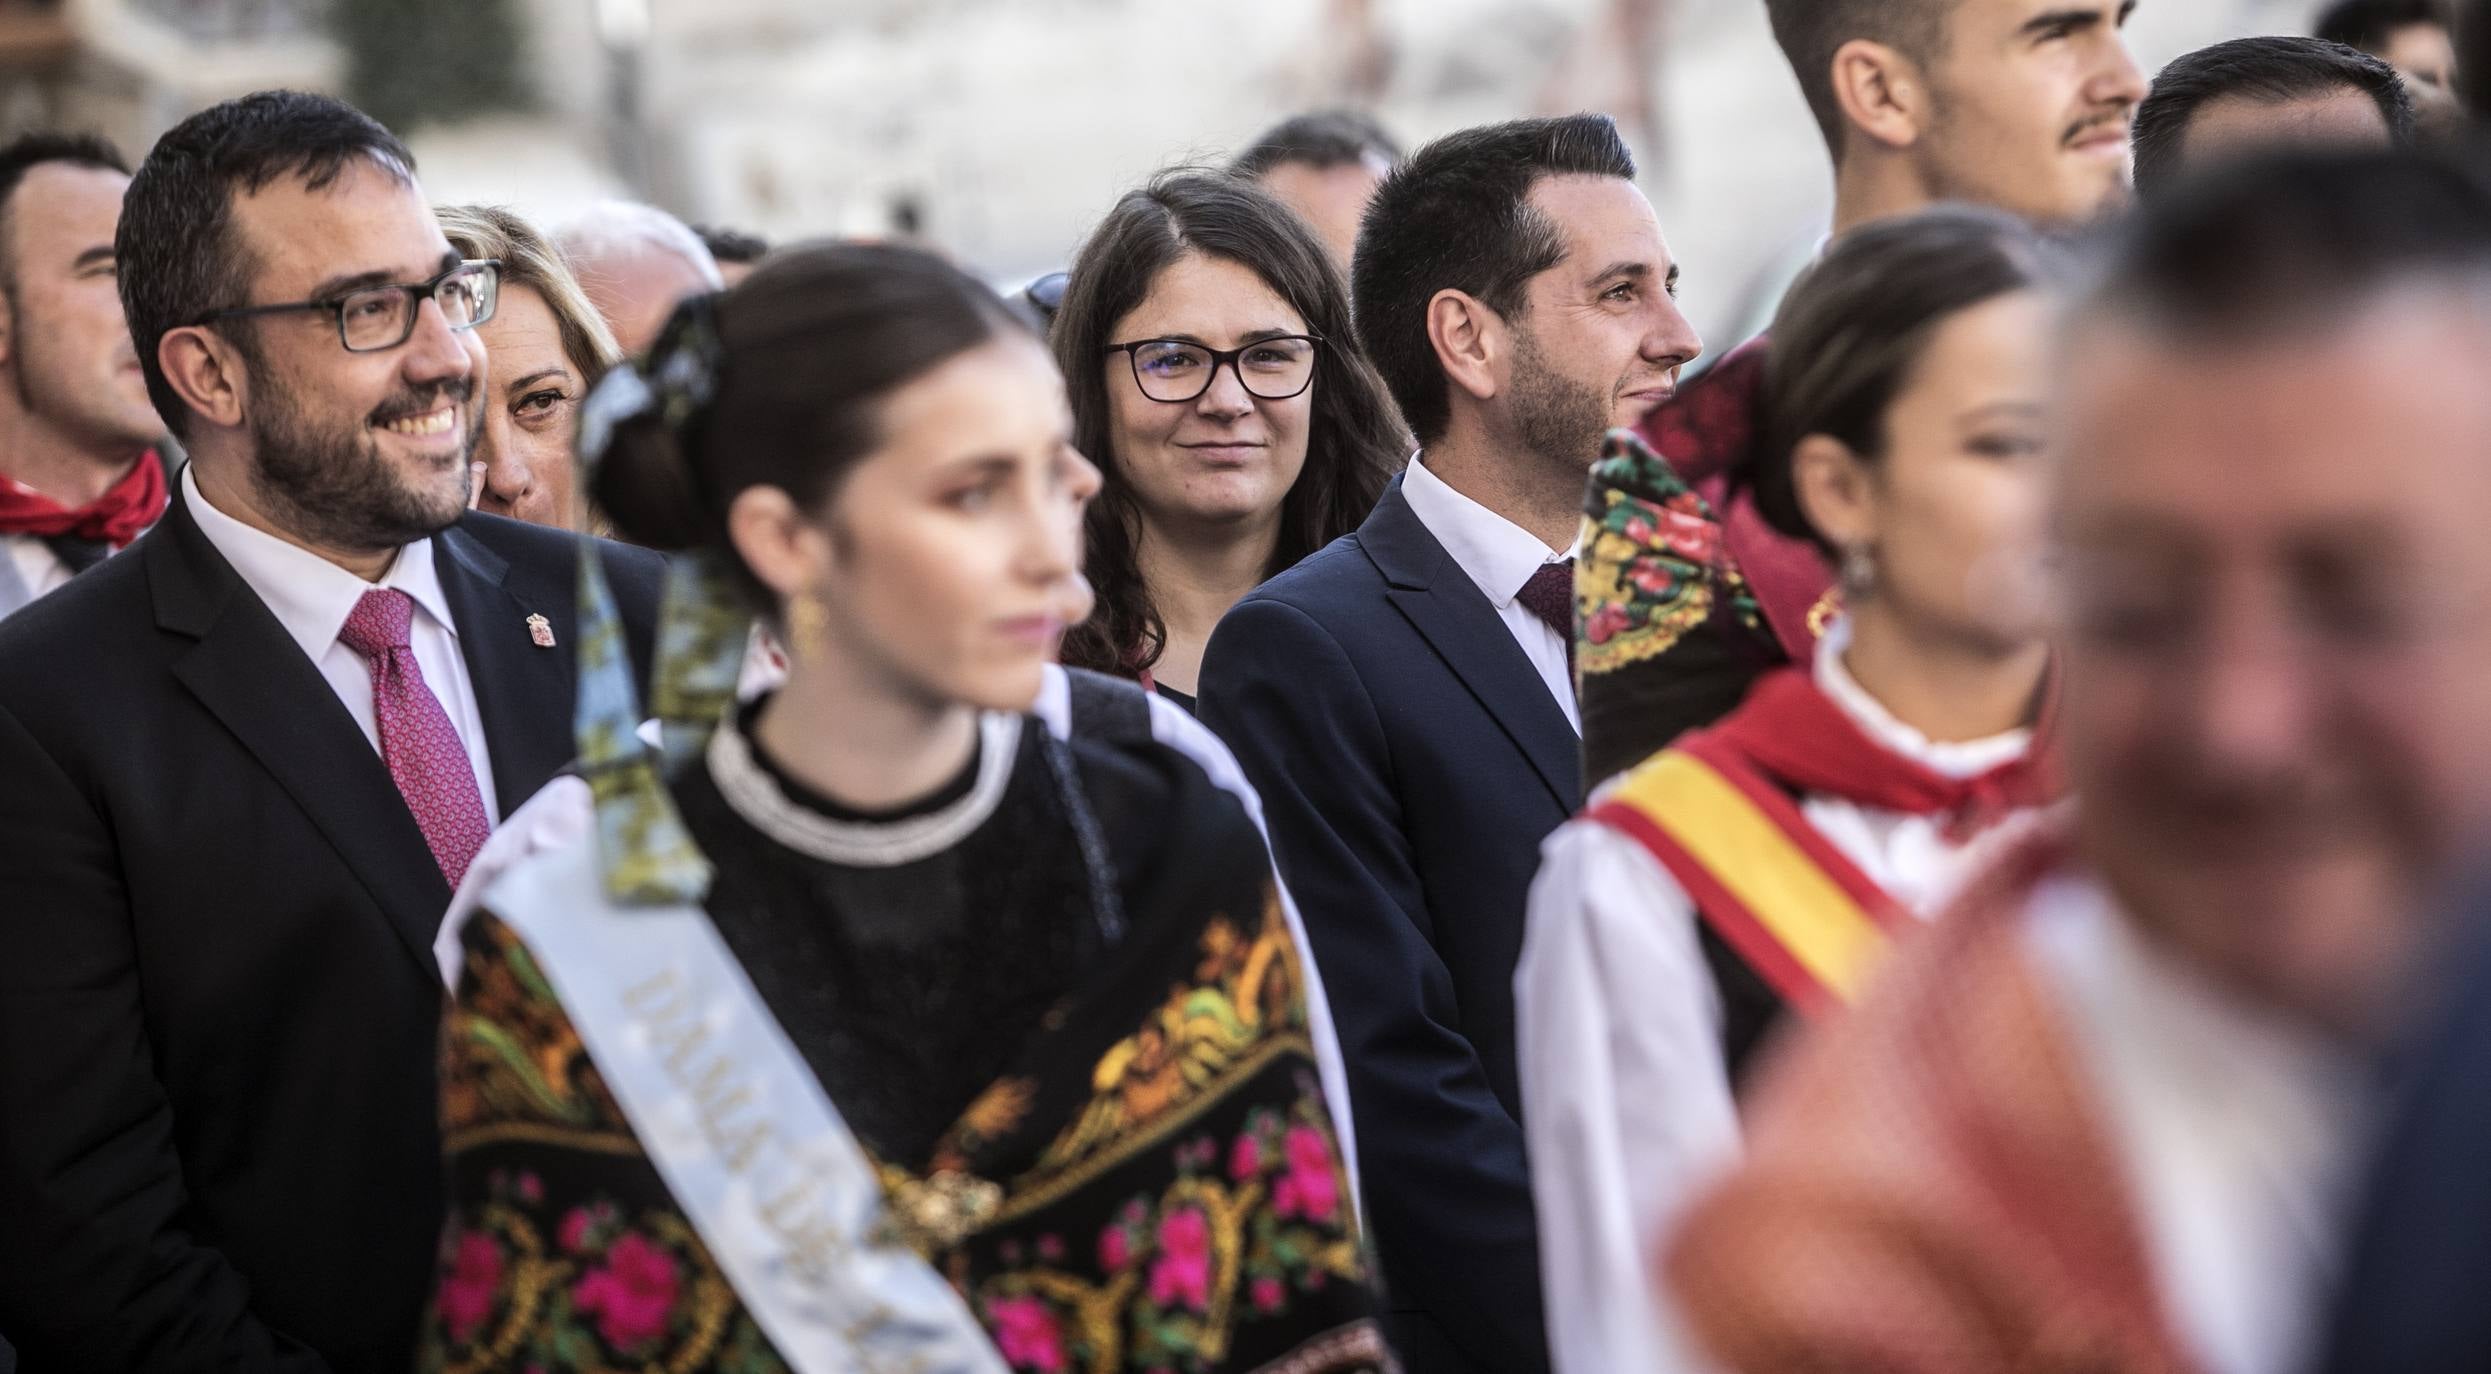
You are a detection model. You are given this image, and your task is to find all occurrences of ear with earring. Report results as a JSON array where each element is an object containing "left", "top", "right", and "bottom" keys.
[
  {"left": 783, "top": 589, "right": 831, "bottom": 664},
  {"left": 1839, "top": 543, "right": 1879, "bottom": 599}
]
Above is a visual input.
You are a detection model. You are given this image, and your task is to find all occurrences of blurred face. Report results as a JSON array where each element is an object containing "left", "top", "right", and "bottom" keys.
[
  {"left": 2054, "top": 302, "right": 2491, "bottom": 1037},
  {"left": 577, "top": 245, "right": 713, "bottom": 357},
  {"left": 0, "top": 162, "right": 158, "bottom": 455},
  {"left": 221, "top": 158, "right": 482, "bottom": 553},
  {"left": 1802, "top": 291, "right": 2052, "bottom": 652},
  {"left": 2380, "top": 22, "right": 2457, "bottom": 93},
  {"left": 1503, "top": 173, "right": 1703, "bottom": 477},
  {"left": 1919, "top": 0, "right": 2147, "bottom": 225},
  {"left": 472, "top": 284, "right": 583, "bottom": 528},
  {"left": 1257, "top": 158, "right": 1386, "bottom": 273},
  {"left": 2178, "top": 89, "right": 2395, "bottom": 171},
  {"left": 803, "top": 331, "right": 1101, "bottom": 713},
  {"left": 1104, "top": 252, "right": 1314, "bottom": 537}
]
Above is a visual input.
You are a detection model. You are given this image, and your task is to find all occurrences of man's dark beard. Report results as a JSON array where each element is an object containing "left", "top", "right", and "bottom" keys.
[
  {"left": 244, "top": 354, "right": 475, "bottom": 554},
  {"left": 1509, "top": 324, "right": 1613, "bottom": 479}
]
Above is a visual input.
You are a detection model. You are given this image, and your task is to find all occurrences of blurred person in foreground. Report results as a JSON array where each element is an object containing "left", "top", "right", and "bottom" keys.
[
  {"left": 695, "top": 222, "right": 769, "bottom": 287},
  {"left": 0, "top": 133, "right": 166, "bottom": 620},
  {"left": 1668, "top": 146, "right": 2491, "bottom": 1374},
  {"left": 2317, "top": 0, "right": 2458, "bottom": 92},
  {"left": 556, "top": 199, "right": 723, "bottom": 357},
  {"left": 418, "top": 242, "right": 1391, "bottom": 1372},
  {"left": 1200, "top": 113, "right": 1703, "bottom": 1374},
  {"left": 1231, "top": 110, "right": 1401, "bottom": 274},
  {"left": 437, "top": 203, "right": 624, "bottom": 528},
  {"left": 1519, "top": 207, "right": 2067, "bottom": 1374},
  {"left": 2131, "top": 36, "right": 2414, "bottom": 198},
  {"left": 1584, "top": 0, "right": 2147, "bottom": 784},
  {"left": 1052, "top": 170, "right": 1402, "bottom": 709},
  {"left": 0, "top": 90, "right": 661, "bottom": 1370}
]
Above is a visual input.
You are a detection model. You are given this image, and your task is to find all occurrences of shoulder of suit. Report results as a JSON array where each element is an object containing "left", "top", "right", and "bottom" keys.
[
  {"left": 0, "top": 543, "right": 157, "bottom": 697},
  {"left": 454, "top": 515, "right": 665, "bottom": 599},
  {"left": 1233, "top": 530, "right": 1378, "bottom": 612}
]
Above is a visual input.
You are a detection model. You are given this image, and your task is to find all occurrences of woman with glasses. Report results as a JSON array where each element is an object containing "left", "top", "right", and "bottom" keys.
[{"left": 1053, "top": 170, "right": 1404, "bottom": 711}]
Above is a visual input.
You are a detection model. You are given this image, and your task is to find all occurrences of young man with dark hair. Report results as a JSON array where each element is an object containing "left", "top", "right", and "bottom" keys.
[
  {"left": 1201, "top": 112, "right": 1702, "bottom": 1374},
  {"left": 0, "top": 133, "right": 165, "bottom": 620},
  {"left": 2316, "top": 0, "right": 2457, "bottom": 90},
  {"left": 2133, "top": 35, "right": 2414, "bottom": 196},
  {"left": 0, "top": 90, "right": 661, "bottom": 1370},
  {"left": 1231, "top": 109, "right": 1402, "bottom": 272}
]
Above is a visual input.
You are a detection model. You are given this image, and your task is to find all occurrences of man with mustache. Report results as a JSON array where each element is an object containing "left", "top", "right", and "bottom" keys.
[
  {"left": 1667, "top": 147, "right": 2491, "bottom": 1374},
  {"left": 0, "top": 134, "right": 167, "bottom": 621},
  {"left": 0, "top": 91, "right": 660, "bottom": 1370},
  {"left": 1581, "top": 0, "right": 2148, "bottom": 785}
]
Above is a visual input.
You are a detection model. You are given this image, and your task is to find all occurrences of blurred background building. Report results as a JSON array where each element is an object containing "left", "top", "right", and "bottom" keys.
[{"left": 3, "top": 0, "right": 2311, "bottom": 343}]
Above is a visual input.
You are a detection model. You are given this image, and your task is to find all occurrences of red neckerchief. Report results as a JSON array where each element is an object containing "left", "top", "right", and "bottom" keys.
[
  {"left": 0, "top": 449, "right": 168, "bottom": 548},
  {"left": 1703, "top": 664, "right": 2062, "bottom": 843}
]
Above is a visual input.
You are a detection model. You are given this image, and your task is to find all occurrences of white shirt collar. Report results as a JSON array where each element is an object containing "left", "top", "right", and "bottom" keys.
[
  {"left": 1400, "top": 454, "right": 1577, "bottom": 607},
  {"left": 183, "top": 463, "right": 459, "bottom": 665},
  {"left": 1812, "top": 615, "right": 2032, "bottom": 780}
]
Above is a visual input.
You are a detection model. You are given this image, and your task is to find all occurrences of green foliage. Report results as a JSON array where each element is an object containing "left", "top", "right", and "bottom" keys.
[{"left": 336, "top": 0, "right": 530, "bottom": 132}]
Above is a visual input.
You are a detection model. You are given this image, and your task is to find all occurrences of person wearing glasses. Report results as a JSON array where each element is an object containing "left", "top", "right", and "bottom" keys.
[
  {"left": 0, "top": 91, "right": 663, "bottom": 1371},
  {"left": 1052, "top": 170, "right": 1403, "bottom": 711}
]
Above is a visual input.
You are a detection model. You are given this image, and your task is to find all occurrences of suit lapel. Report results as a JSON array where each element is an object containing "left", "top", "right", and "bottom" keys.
[
  {"left": 150, "top": 491, "right": 451, "bottom": 974},
  {"left": 433, "top": 521, "right": 574, "bottom": 817},
  {"left": 1360, "top": 482, "right": 1581, "bottom": 811}
]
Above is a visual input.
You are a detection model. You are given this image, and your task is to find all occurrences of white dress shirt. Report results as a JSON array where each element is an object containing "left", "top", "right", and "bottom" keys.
[
  {"left": 2023, "top": 875, "right": 2369, "bottom": 1374},
  {"left": 1399, "top": 455, "right": 1580, "bottom": 732},
  {"left": 1514, "top": 621, "right": 2040, "bottom": 1374},
  {"left": 184, "top": 464, "right": 499, "bottom": 817},
  {"left": 1, "top": 533, "right": 73, "bottom": 608}
]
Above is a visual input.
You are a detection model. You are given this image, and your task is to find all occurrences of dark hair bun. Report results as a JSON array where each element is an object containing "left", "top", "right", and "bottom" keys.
[{"left": 590, "top": 405, "right": 710, "bottom": 551}]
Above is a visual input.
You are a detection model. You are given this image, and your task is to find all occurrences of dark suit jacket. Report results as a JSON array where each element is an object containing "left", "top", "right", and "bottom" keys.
[
  {"left": 1199, "top": 478, "right": 1571, "bottom": 1374},
  {"left": 0, "top": 485, "right": 662, "bottom": 1372}
]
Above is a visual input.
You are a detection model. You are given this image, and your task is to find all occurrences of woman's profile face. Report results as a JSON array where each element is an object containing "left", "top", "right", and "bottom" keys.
[
  {"left": 811, "top": 330, "right": 1101, "bottom": 713},
  {"left": 1844, "top": 289, "right": 2055, "bottom": 650},
  {"left": 1102, "top": 251, "right": 1315, "bottom": 539},
  {"left": 472, "top": 283, "right": 585, "bottom": 528}
]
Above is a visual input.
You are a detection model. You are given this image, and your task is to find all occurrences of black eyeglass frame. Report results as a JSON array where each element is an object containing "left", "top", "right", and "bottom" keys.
[
  {"left": 1103, "top": 334, "right": 1324, "bottom": 403},
  {"left": 192, "top": 258, "right": 503, "bottom": 354}
]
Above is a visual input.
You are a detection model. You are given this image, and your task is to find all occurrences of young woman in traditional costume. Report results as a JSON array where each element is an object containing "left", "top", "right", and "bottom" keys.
[
  {"left": 417, "top": 243, "right": 1391, "bottom": 1374},
  {"left": 1514, "top": 206, "right": 2068, "bottom": 1374}
]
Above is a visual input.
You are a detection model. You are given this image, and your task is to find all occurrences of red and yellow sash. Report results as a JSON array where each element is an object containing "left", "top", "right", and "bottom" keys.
[{"left": 1588, "top": 732, "right": 1911, "bottom": 1017}]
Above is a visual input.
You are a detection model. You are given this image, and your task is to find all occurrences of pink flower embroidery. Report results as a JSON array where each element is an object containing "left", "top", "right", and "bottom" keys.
[
  {"left": 988, "top": 1295, "right": 1068, "bottom": 1373},
  {"left": 557, "top": 1207, "right": 593, "bottom": 1255},
  {"left": 1229, "top": 1132, "right": 1262, "bottom": 1181},
  {"left": 1251, "top": 1276, "right": 1286, "bottom": 1313},
  {"left": 438, "top": 1227, "right": 503, "bottom": 1346},
  {"left": 1099, "top": 1222, "right": 1131, "bottom": 1273},
  {"left": 571, "top": 1232, "right": 680, "bottom": 1352},
  {"left": 1147, "top": 1209, "right": 1213, "bottom": 1311},
  {"left": 1584, "top": 603, "right": 1633, "bottom": 646},
  {"left": 1279, "top": 1126, "right": 1339, "bottom": 1223}
]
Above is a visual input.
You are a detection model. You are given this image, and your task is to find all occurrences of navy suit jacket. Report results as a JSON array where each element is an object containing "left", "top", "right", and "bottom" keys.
[
  {"left": 0, "top": 486, "right": 662, "bottom": 1372},
  {"left": 1200, "top": 478, "right": 1571, "bottom": 1374}
]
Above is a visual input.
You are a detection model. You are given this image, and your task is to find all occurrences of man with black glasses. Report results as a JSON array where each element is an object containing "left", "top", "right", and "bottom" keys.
[{"left": 0, "top": 91, "right": 660, "bottom": 1370}]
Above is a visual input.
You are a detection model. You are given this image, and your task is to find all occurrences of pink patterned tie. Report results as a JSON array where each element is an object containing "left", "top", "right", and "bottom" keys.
[{"left": 339, "top": 588, "right": 491, "bottom": 888}]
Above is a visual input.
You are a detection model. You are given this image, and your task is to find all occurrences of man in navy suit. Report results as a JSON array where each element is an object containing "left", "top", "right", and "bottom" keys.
[{"left": 1199, "top": 113, "right": 1702, "bottom": 1373}]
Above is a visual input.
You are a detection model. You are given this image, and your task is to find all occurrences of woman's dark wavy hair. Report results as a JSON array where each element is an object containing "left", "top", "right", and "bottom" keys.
[
  {"left": 1750, "top": 205, "right": 2063, "bottom": 557},
  {"left": 1052, "top": 169, "right": 1407, "bottom": 676}
]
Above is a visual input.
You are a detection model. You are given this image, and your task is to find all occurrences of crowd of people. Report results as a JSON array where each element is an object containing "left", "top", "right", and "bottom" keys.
[{"left": 5, "top": 0, "right": 2491, "bottom": 1371}]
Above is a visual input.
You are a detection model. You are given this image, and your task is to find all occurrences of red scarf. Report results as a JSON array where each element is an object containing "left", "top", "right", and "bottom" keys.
[
  {"left": 0, "top": 449, "right": 168, "bottom": 548},
  {"left": 1705, "top": 664, "right": 2061, "bottom": 842}
]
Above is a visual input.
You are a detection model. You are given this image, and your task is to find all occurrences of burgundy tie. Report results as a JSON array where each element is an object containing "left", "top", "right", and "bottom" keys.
[
  {"left": 1516, "top": 558, "right": 1578, "bottom": 670},
  {"left": 338, "top": 588, "right": 491, "bottom": 888}
]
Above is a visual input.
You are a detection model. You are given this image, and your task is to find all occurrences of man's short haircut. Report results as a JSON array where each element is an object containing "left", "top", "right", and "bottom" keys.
[
  {"left": 2313, "top": 0, "right": 2452, "bottom": 55},
  {"left": 1762, "top": 0, "right": 1951, "bottom": 156},
  {"left": 693, "top": 223, "right": 768, "bottom": 266},
  {"left": 1230, "top": 110, "right": 1403, "bottom": 178},
  {"left": 1351, "top": 113, "right": 1635, "bottom": 446},
  {"left": 0, "top": 132, "right": 128, "bottom": 275},
  {"left": 2131, "top": 36, "right": 2415, "bottom": 197},
  {"left": 2080, "top": 145, "right": 2491, "bottom": 348},
  {"left": 116, "top": 89, "right": 416, "bottom": 438}
]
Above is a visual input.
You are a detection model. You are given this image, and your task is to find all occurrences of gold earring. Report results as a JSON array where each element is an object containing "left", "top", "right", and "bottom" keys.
[{"left": 784, "top": 589, "right": 831, "bottom": 664}]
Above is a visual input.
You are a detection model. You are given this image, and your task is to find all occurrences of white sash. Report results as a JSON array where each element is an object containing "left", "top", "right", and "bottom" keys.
[{"left": 471, "top": 785, "right": 1008, "bottom": 1374}]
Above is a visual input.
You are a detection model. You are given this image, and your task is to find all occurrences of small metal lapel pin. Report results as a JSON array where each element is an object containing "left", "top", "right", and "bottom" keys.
[{"left": 526, "top": 613, "right": 556, "bottom": 648}]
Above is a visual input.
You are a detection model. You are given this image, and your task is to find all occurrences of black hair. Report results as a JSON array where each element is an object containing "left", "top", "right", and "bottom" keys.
[
  {"left": 1352, "top": 113, "right": 1634, "bottom": 447},
  {"left": 693, "top": 223, "right": 769, "bottom": 266},
  {"left": 1751, "top": 207, "right": 2062, "bottom": 555},
  {"left": 1051, "top": 169, "right": 1405, "bottom": 675},
  {"left": 1763, "top": 0, "right": 1953, "bottom": 157},
  {"left": 115, "top": 90, "right": 416, "bottom": 438},
  {"left": 1230, "top": 110, "right": 1402, "bottom": 178},
  {"left": 0, "top": 132, "right": 128, "bottom": 271},
  {"left": 2462, "top": 0, "right": 2491, "bottom": 112},
  {"left": 591, "top": 241, "right": 1034, "bottom": 614},
  {"left": 2134, "top": 36, "right": 2416, "bottom": 196},
  {"left": 2083, "top": 145, "right": 2491, "bottom": 346},
  {"left": 2314, "top": 0, "right": 2452, "bottom": 54}
]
